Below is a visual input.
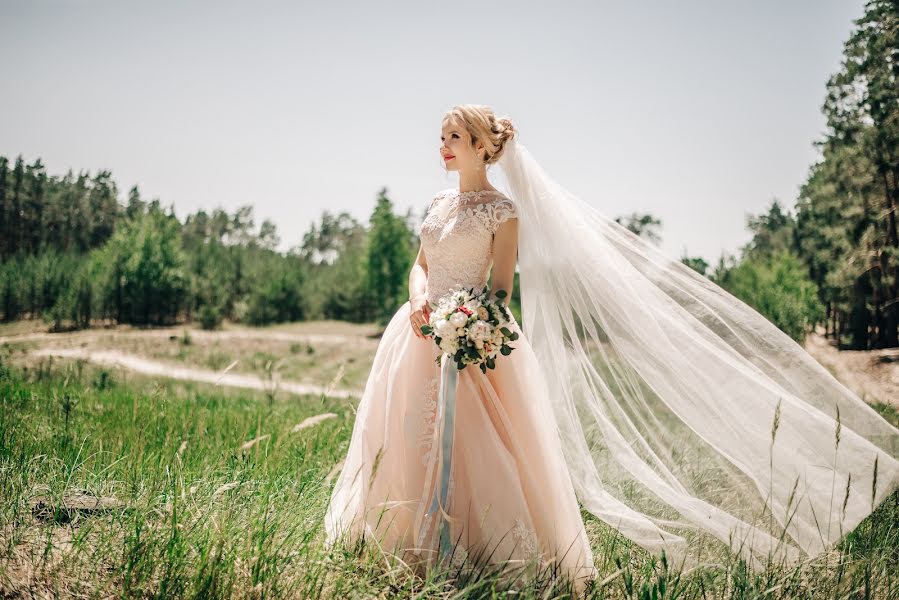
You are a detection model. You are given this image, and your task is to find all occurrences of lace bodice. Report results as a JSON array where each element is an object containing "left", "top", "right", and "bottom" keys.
[{"left": 419, "top": 188, "right": 518, "bottom": 305}]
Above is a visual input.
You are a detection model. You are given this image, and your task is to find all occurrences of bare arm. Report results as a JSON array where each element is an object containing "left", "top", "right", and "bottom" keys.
[
  {"left": 489, "top": 216, "right": 519, "bottom": 306},
  {"left": 409, "top": 241, "right": 429, "bottom": 303},
  {"left": 408, "top": 243, "right": 431, "bottom": 339}
]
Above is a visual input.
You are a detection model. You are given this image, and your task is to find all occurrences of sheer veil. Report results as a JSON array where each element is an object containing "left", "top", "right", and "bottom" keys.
[{"left": 496, "top": 134, "right": 899, "bottom": 567}]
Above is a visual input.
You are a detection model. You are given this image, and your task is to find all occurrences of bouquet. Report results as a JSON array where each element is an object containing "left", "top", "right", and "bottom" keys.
[{"left": 419, "top": 284, "right": 519, "bottom": 373}]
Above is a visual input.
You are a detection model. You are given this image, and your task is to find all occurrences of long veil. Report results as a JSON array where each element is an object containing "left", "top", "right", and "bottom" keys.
[{"left": 496, "top": 134, "right": 899, "bottom": 568}]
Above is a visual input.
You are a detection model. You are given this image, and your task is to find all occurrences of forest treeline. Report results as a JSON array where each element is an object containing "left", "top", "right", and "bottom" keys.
[
  {"left": 0, "top": 168, "right": 420, "bottom": 329},
  {"left": 1, "top": 1, "right": 896, "bottom": 348},
  {"left": 0, "top": 160, "right": 827, "bottom": 345}
]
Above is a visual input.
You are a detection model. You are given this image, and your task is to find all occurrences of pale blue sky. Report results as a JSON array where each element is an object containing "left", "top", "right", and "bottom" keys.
[{"left": 1, "top": 0, "right": 863, "bottom": 265}]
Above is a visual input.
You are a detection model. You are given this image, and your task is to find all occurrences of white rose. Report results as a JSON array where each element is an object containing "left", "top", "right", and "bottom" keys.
[
  {"left": 437, "top": 301, "right": 454, "bottom": 318},
  {"left": 436, "top": 319, "right": 456, "bottom": 339},
  {"left": 449, "top": 311, "right": 468, "bottom": 327},
  {"left": 467, "top": 321, "right": 491, "bottom": 343}
]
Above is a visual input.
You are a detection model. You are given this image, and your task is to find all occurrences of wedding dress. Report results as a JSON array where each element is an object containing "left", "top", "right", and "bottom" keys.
[
  {"left": 323, "top": 187, "right": 597, "bottom": 593},
  {"left": 325, "top": 134, "right": 899, "bottom": 591}
]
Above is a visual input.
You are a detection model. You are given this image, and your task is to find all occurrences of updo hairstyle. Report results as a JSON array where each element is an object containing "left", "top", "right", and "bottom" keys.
[{"left": 442, "top": 104, "right": 516, "bottom": 165}]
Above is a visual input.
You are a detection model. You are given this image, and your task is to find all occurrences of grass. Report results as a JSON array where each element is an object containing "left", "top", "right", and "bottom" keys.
[
  {"left": 0, "top": 321, "right": 378, "bottom": 389},
  {"left": 0, "top": 351, "right": 897, "bottom": 598}
]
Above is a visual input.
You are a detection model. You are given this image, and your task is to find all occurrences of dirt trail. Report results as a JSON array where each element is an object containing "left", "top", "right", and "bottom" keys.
[
  {"left": 31, "top": 347, "right": 363, "bottom": 400},
  {"left": 7, "top": 323, "right": 896, "bottom": 409},
  {"left": 0, "top": 327, "right": 376, "bottom": 348},
  {"left": 803, "top": 328, "right": 899, "bottom": 408}
]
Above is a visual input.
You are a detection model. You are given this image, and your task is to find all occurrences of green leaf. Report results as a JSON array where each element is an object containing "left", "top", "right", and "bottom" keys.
[
  {"left": 500, "top": 345, "right": 511, "bottom": 355},
  {"left": 420, "top": 324, "right": 432, "bottom": 335}
]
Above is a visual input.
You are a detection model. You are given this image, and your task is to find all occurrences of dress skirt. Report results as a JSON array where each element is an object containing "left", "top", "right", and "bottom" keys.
[{"left": 324, "top": 299, "right": 597, "bottom": 594}]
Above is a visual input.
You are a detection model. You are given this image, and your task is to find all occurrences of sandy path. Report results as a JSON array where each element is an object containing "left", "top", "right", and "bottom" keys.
[
  {"left": 32, "top": 347, "right": 364, "bottom": 400},
  {"left": 10, "top": 323, "right": 896, "bottom": 409},
  {"left": 803, "top": 328, "right": 899, "bottom": 408},
  {"left": 0, "top": 327, "right": 377, "bottom": 348}
]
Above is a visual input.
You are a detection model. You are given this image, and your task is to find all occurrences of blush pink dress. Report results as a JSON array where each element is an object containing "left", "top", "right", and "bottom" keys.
[{"left": 323, "top": 188, "right": 597, "bottom": 594}]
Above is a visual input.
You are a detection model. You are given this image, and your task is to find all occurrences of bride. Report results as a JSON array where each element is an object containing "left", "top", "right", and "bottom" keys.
[{"left": 324, "top": 104, "right": 899, "bottom": 594}]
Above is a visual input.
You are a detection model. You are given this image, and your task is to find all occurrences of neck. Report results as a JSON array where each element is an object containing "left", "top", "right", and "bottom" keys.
[{"left": 458, "top": 167, "right": 491, "bottom": 193}]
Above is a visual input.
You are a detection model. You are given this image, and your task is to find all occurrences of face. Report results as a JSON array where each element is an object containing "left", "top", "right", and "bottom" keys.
[{"left": 440, "top": 117, "right": 483, "bottom": 173}]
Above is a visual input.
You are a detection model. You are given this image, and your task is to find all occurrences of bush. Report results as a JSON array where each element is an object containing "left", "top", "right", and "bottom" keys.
[
  {"left": 198, "top": 303, "right": 223, "bottom": 330},
  {"left": 718, "top": 250, "right": 825, "bottom": 343},
  {"left": 245, "top": 271, "right": 305, "bottom": 326}
]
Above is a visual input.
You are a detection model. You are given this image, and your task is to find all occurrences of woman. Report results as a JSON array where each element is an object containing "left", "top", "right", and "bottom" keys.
[
  {"left": 323, "top": 105, "right": 597, "bottom": 594},
  {"left": 325, "top": 104, "right": 899, "bottom": 593}
]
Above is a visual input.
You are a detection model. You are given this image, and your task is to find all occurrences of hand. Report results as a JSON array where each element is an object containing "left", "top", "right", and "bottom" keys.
[{"left": 409, "top": 294, "right": 432, "bottom": 340}]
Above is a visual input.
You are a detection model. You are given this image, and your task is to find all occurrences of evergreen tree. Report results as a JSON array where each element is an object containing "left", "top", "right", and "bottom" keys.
[{"left": 364, "top": 187, "right": 415, "bottom": 323}]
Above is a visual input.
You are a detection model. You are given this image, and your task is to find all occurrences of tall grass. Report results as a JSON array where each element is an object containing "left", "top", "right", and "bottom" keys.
[{"left": 0, "top": 355, "right": 896, "bottom": 598}]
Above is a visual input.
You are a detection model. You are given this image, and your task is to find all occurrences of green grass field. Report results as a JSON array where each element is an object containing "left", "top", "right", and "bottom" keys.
[{"left": 0, "top": 348, "right": 897, "bottom": 598}]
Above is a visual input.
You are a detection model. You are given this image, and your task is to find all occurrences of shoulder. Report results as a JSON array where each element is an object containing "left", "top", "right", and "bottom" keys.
[
  {"left": 489, "top": 193, "right": 517, "bottom": 220},
  {"left": 483, "top": 194, "right": 518, "bottom": 233},
  {"left": 427, "top": 188, "right": 454, "bottom": 211}
]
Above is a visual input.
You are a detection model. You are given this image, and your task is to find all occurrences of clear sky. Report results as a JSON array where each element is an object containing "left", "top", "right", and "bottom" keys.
[{"left": 1, "top": 0, "right": 864, "bottom": 265}]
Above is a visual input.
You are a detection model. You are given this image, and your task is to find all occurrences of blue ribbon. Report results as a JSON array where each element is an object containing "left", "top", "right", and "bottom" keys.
[{"left": 426, "top": 352, "right": 458, "bottom": 565}]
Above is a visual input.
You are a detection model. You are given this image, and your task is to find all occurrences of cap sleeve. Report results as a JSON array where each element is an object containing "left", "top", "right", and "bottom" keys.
[
  {"left": 425, "top": 189, "right": 448, "bottom": 216},
  {"left": 489, "top": 196, "right": 518, "bottom": 233}
]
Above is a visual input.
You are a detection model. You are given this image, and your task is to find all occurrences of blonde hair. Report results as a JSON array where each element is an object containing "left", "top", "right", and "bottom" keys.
[{"left": 442, "top": 104, "right": 516, "bottom": 165}]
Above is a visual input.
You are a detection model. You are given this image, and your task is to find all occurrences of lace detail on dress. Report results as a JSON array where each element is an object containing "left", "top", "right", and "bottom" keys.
[
  {"left": 425, "top": 188, "right": 451, "bottom": 215},
  {"left": 448, "top": 543, "right": 468, "bottom": 571},
  {"left": 460, "top": 196, "right": 516, "bottom": 234},
  {"left": 416, "top": 376, "right": 440, "bottom": 466},
  {"left": 511, "top": 517, "right": 539, "bottom": 557},
  {"left": 419, "top": 189, "right": 518, "bottom": 304}
]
